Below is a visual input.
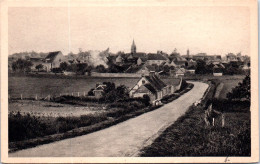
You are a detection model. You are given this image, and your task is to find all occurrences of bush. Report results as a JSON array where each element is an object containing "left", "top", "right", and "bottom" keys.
[{"left": 9, "top": 112, "right": 47, "bottom": 142}]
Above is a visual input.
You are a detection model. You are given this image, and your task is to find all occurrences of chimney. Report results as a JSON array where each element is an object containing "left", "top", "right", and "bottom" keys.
[{"left": 149, "top": 71, "right": 155, "bottom": 77}]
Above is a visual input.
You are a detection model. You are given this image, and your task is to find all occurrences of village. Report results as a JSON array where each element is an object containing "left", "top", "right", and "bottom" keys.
[{"left": 8, "top": 40, "right": 250, "bottom": 78}]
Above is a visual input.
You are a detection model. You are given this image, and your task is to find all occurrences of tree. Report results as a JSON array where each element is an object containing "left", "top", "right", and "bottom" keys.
[
  {"left": 12, "top": 59, "right": 33, "bottom": 72},
  {"left": 195, "top": 59, "right": 208, "bottom": 74},
  {"left": 104, "top": 84, "right": 129, "bottom": 102},
  {"left": 143, "top": 94, "right": 151, "bottom": 106},
  {"left": 95, "top": 64, "right": 106, "bottom": 73},
  {"left": 59, "top": 62, "right": 68, "bottom": 71},
  {"left": 35, "top": 64, "right": 43, "bottom": 72},
  {"left": 76, "top": 63, "right": 88, "bottom": 75},
  {"left": 88, "top": 89, "right": 95, "bottom": 96},
  {"left": 227, "top": 75, "right": 250, "bottom": 101},
  {"left": 103, "top": 82, "right": 116, "bottom": 94}
]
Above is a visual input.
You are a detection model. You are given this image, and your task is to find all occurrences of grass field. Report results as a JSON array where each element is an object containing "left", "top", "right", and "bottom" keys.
[
  {"left": 8, "top": 76, "right": 140, "bottom": 99},
  {"left": 219, "top": 79, "right": 243, "bottom": 99},
  {"left": 9, "top": 100, "right": 106, "bottom": 117},
  {"left": 140, "top": 106, "right": 250, "bottom": 156}
]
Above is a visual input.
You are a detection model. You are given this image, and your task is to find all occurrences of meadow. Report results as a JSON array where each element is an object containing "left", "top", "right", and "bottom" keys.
[
  {"left": 8, "top": 75, "right": 140, "bottom": 99},
  {"left": 219, "top": 79, "right": 243, "bottom": 99}
]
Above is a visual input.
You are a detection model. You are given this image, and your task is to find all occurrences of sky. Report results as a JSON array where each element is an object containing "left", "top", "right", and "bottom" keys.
[{"left": 8, "top": 6, "right": 250, "bottom": 56}]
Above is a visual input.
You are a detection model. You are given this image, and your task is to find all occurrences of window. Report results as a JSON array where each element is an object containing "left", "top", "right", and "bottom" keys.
[{"left": 142, "top": 80, "right": 145, "bottom": 84}]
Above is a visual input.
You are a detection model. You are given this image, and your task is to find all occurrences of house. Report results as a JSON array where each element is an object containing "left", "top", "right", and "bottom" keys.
[
  {"left": 93, "top": 84, "right": 107, "bottom": 98},
  {"left": 129, "top": 72, "right": 182, "bottom": 105},
  {"left": 186, "top": 65, "right": 196, "bottom": 74},
  {"left": 213, "top": 68, "right": 223, "bottom": 76},
  {"left": 171, "top": 56, "right": 187, "bottom": 67},
  {"left": 175, "top": 68, "right": 186, "bottom": 77},
  {"left": 130, "top": 64, "right": 156, "bottom": 75},
  {"left": 241, "top": 63, "right": 250, "bottom": 70},
  {"left": 44, "top": 51, "right": 64, "bottom": 71},
  {"left": 137, "top": 57, "right": 145, "bottom": 65},
  {"left": 164, "top": 60, "right": 177, "bottom": 68},
  {"left": 226, "top": 53, "right": 238, "bottom": 62},
  {"left": 125, "top": 52, "right": 147, "bottom": 65},
  {"left": 146, "top": 53, "right": 168, "bottom": 65}
]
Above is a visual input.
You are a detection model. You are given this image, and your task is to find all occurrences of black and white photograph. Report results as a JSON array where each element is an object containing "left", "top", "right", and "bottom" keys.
[{"left": 1, "top": 0, "right": 258, "bottom": 163}]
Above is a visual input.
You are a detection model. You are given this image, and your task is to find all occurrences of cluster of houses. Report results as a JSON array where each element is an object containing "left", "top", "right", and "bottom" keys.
[
  {"left": 8, "top": 40, "right": 250, "bottom": 77},
  {"left": 93, "top": 71, "right": 182, "bottom": 105}
]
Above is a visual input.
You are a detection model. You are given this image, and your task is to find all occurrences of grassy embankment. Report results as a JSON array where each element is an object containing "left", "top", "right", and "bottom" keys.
[
  {"left": 9, "top": 80, "right": 194, "bottom": 152},
  {"left": 140, "top": 78, "right": 250, "bottom": 156}
]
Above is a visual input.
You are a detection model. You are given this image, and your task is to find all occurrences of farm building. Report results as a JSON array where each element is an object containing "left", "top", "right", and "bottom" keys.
[
  {"left": 44, "top": 51, "right": 64, "bottom": 71},
  {"left": 129, "top": 72, "right": 182, "bottom": 105},
  {"left": 93, "top": 84, "right": 107, "bottom": 98}
]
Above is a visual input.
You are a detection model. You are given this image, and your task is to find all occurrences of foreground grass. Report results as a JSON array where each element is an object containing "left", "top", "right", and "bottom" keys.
[{"left": 140, "top": 105, "right": 250, "bottom": 156}]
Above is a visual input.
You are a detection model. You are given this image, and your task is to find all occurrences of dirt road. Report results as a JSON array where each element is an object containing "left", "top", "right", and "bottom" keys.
[{"left": 9, "top": 81, "right": 208, "bottom": 157}]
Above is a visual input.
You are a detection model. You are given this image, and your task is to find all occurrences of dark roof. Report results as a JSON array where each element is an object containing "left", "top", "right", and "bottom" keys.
[
  {"left": 145, "top": 75, "right": 167, "bottom": 91},
  {"left": 147, "top": 53, "right": 168, "bottom": 61},
  {"left": 133, "top": 52, "right": 147, "bottom": 58},
  {"left": 125, "top": 64, "right": 144, "bottom": 73},
  {"left": 45, "top": 51, "right": 61, "bottom": 63},
  {"left": 135, "top": 85, "right": 150, "bottom": 93},
  {"left": 145, "top": 65, "right": 156, "bottom": 72},
  {"left": 144, "top": 84, "right": 157, "bottom": 94}
]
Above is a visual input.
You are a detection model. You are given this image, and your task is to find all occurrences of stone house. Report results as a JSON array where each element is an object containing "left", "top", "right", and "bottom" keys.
[
  {"left": 129, "top": 72, "right": 182, "bottom": 105},
  {"left": 44, "top": 51, "right": 64, "bottom": 71}
]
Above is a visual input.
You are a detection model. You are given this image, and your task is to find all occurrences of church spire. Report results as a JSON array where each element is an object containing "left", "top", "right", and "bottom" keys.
[{"left": 131, "top": 39, "right": 136, "bottom": 54}]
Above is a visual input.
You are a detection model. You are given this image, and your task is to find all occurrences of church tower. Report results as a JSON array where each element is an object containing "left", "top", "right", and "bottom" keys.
[
  {"left": 187, "top": 49, "right": 190, "bottom": 57},
  {"left": 131, "top": 39, "right": 136, "bottom": 54}
]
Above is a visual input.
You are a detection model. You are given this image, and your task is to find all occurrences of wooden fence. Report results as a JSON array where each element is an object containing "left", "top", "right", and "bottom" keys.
[{"left": 9, "top": 91, "right": 91, "bottom": 101}]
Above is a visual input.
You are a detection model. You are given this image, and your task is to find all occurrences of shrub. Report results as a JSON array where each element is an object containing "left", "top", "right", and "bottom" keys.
[{"left": 9, "top": 112, "right": 47, "bottom": 142}]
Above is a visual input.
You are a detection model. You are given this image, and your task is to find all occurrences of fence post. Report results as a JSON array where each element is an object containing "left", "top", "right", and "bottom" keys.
[
  {"left": 78, "top": 92, "right": 79, "bottom": 97},
  {"left": 72, "top": 92, "right": 73, "bottom": 96},
  {"left": 222, "top": 114, "right": 225, "bottom": 127},
  {"left": 35, "top": 94, "right": 37, "bottom": 100},
  {"left": 20, "top": 94, "right": 23, "bottom": 100},
  {"left": 83, "top": 92, "right": 85, "bottom": 96}
]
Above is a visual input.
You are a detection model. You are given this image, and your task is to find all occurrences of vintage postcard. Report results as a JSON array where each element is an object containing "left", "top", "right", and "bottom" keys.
[{"left": 1, "top": 0, "right": 258, "bottom": 163}]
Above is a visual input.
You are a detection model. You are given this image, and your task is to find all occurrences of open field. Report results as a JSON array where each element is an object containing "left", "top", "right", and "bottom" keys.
[
  {"left": 8, "top": 76, "right": 140, "bottom": 98},
  {"left": 9, "top": 100, "right": 106, "bottom": 117},
  {"left": 219, "top": 79, "right": 243, "bottom": 99}
]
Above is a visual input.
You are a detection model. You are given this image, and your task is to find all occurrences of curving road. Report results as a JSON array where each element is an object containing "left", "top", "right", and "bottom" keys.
[{"left": 10, "top": 81, "right": 208, "bottom": 157}]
